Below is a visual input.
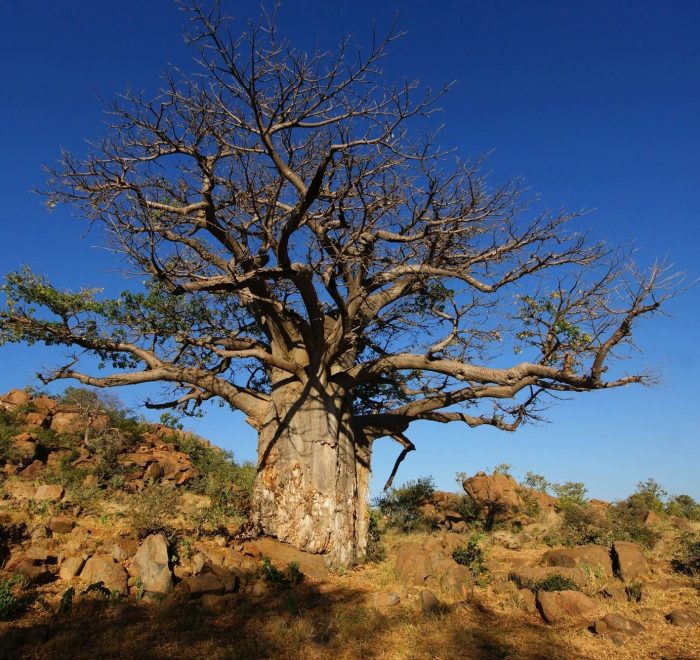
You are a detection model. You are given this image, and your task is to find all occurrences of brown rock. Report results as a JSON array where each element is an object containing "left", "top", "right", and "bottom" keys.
[
  {"left": 438, "top": 562, "right": 473, "bottom": 599},
  {"left": 34, "top": 484, "right": 65, "bottom": 502},
  {"left": 1, "top": 389, "right": 30, "bottom": 407},
  {"left": 50, "top": 412, "right": 84, "bottom": 434},
  {"left": 80, "top": 555, "right": 128, "bottom": 595},
  {"left": 242, "top": 537, "right": 329, "bottom": 580},
  {"left": 509, "top": 565, "right": 587, "bottom": 589},
  {"left": 536, "top": 590, "right": 598, "bottom": 625},
  {"left": 32, "top": 396, "right": 57, "bottom": 412},
  {"left": 371, "top": 591, "right": 401, "bottom": 607},
  {"left": 111, "top": 536, "right": 139, "bottom": 562},
  {"left": 666, "top": 609, "right": 700, "bottom": 627},
  {"left": 48, "top": 516, "right": 75, "bottom": 534},
  {"left": 25, "top": 411, "right": 49, "bottom": 427},
  {"left": 182, "top": 572, "right": 225, "bottom": 596},
  {"left": 143, "top": 461, "right": 164, "bottom": 482},
  {"left": 201, "top": 593, "right": 236, "bottom": 612},
  {"left": 419, "top": 589, "right": 440, "bottom": 614},
  {"left": 4, "top": 480, "right": 36, "bottom": 500},
  {"left": 519, "top": 588, "right": 537, "bottom": 613},
  {"left": 82, "top": 474, "right": 99, "bottom": 489},
  {"left": 462, "top": 471, "right": 522, "bottom": 522},
  {"left": 600, "top": 584, "right": 628, "bottom": 601},
  {"left": 59, "top": 556, "right": 85, "bottom": 581},
  {"left": 11, "top": 432, "right": 38, "bottom": 460},
  {"left": 395, "top": 542, "right": 433, "bottom": 585},
  {"left": 598, "top": 613, "right": 645, "bottom": 636},
  {"left": 176, "top": 469, "right": 196, "bottom": 485},
  {"left": 18, "top": 460, "right": 44, "bottom": 479},
  {"left": 611, "top": 541, "right": 649, "bottom": 582},
  {"left": 543, "top": 546, "right": 613, "bottom": 578}
]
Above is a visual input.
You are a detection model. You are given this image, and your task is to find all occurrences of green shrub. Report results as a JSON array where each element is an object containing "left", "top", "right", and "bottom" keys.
[
  {"left": 554, "top": 499, "right": 661, "bottom": 549},
  {"left": 511, "top": 573, "right": 580, "bottom": 592},
  {"left": 127, "top": 484, "right": 177, "bottom": 540},
  {"left": 607, "top": 500, "right": 662, "bottom": 549},
  {"left": 673, "top": 532, "right": 700, "bottom": 576},
  {"left": 455, "top": 493, "right": 482, "bottom": 523},
  {"left": 0, "top": 575, "right": 22, "bottom": 620},
  {"left": 524, "top": 471, "right": 550, "bottom": 493},
  {"left": 374, "top": 476, "right": 435, "bottom": 533},
  {"left": 286, "top": 561, "right": 304, "bottom": 584},
  {"left": 452, "top": 533, "right": 487, "bottom": 577},
  {"left": 552, "top": 481, "right": 588, "bottom": 510},
  {"left": 666, "top": 494, "right": 700, "bottom": 521},
  {"left": 364, "top": 508, "right": 387, "bottom": 563},
  {"left": 625, "top": 582, "right": 642, "bottom": 602},
  {"left": 177, "top": 435, "right": 255, "bottom": 522},
  {"left": 627, "top": 478, "right": 667, "bottom": 515}
]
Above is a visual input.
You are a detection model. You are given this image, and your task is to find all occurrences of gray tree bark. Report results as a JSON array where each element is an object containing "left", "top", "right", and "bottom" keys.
[{"left": 251, "top": 380, "right": 372, "bottom": 566}]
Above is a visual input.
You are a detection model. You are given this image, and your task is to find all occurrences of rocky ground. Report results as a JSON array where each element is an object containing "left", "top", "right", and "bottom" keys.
[{"left": 1, "top": 387, "right": 699, "bottom": 659}]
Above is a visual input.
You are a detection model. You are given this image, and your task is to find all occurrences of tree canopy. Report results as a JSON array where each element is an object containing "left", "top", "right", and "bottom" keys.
[{"left": 0, "top": 4, "right": 678, "bottom": 500}]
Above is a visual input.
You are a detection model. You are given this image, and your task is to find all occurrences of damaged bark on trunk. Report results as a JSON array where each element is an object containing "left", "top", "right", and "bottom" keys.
[{"left": 251, "top": 379, "right": 372, "bottom": 567}]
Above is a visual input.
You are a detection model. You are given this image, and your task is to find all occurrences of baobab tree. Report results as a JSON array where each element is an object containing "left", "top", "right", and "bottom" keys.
[{"left": 0, "top": 3, "right": 677, "bottom": 565}]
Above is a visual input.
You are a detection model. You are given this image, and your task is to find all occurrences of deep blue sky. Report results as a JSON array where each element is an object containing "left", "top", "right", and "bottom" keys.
[{"left": 1, "top": 1, "right": 698, "bottom": 501}]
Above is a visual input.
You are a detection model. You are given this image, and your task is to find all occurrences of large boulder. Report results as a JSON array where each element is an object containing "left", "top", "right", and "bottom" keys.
[
  {"left": 80, "top": 555, "right": 128, "bottom": 595},
  {"left": 395, "top": 542, "right": 433, "bottom": 585},
  {"left": 130, "top": 533, "right": 173, "bottom": 593},
  {"left": 243, "top": 537, "right": 329, "bottom": 580},
  {"left": 536, "top": 590, "right": 598, "bottom": 625},
  {"left": 182, "top": 572, "right": 226, "bottom": 596},
  {"left": 462, "top": 471, "right": 522, "bottom": 523},
  {"left": 0, "top": 389, "right": 30, "bottom": 408},
  {"left": 32, "top": 396, "right": 58, "bottom": 412},
  {"left": 34, "top": 484, "right": 64, "bottom": 502},
  {"left": 11, "top": 433, "right": 38, "bottom": 461},
  {"left": 509, "top": 565, "right": 588, "bottom": 589},
  {"left": 593, "top": 612, "right": 645, "bottom": 637},
  {"left": 543, "top": 546, "right": 614, "bottom": 578},
  {"left": 59, "top": 556, "right": 85, "bottom": 581},
  {"left": 666, "top": 609, "right": 700, "bottom": 627},
  {"left": 611, "top": 541, "right": 649, "bottom": 582},
  {"left": 394, "top": 536, "right": 473, "bottom": 598},
  {"left": 3, "top": 481, "right": 36, "bottom": 501}
]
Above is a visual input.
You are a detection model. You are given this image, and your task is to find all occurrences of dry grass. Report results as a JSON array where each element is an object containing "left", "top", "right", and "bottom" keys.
[{"left": 2, "top": 526, "right": 700, "bottom": 658}]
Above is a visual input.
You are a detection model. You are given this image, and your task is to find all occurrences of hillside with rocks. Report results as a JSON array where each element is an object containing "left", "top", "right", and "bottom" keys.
[{"left": 1, "top": 386, "right": 700, "bottom": 659}]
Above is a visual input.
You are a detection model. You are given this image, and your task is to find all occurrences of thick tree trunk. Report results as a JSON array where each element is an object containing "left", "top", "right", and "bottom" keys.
[{"left": 251, "top": 380, "right": 371, "bottom": 567}]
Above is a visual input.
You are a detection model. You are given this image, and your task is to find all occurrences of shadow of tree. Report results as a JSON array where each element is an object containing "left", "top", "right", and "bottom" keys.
[{"left": 0, "top": 580, "right": 591, "bottom": 660}]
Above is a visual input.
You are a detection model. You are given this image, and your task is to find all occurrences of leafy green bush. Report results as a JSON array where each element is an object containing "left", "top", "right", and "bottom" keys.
[
  {"left": 0, "top": 408, "right": 22, "bottom": 462},
  {"left": 177, "top": 435, "right": 255, "bottom": 523},
  {"left": 625, "top": 582, "right": 642, "bottom": 602},
  {"left": 511, "top": 573, "right": 580, "bottom": 593},
  {"left": 666, "top": 494, "right": 700, "bottom": 521},
  {"left": 523, "top": 471, "right": 550, "bottom": 493},
  {"left": 452, "top": 533, "right": 487, "bottom": 577},
  {"left": 364, "top": 508, "right": 386, "bottom": 563},
  {"left": 375, "top": 476, "right": 436, "bottom": 533},
  {"left": 0, "top": 575, "right": 22, "bottom": 620},
  {"left": 673, "top": 532, "right": 700, "bottom": 576},
  {"left": 455, "top": 493, "right": 482, "bottom": 523},
  {"left": 260, "top": 556, "right": 305, "bottom": 587},
  {"left": 552, "top": 481, "right": 588, "bottom": 510},
  {"left": 553, "top": 498, "right": 661, "bottom": 549},
  {"left": 627, "top": 478, "right": 667, "bottom": 515}
]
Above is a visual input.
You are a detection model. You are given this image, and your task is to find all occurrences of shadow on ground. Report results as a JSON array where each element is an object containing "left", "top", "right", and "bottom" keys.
[{"left": 0, "top": 581, "right": 589, "bottom": 660}]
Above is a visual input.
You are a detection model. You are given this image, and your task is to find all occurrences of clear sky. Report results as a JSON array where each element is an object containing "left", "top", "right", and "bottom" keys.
[{"left": 1, "top": 1, "right": 698, "bottom": 501}]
